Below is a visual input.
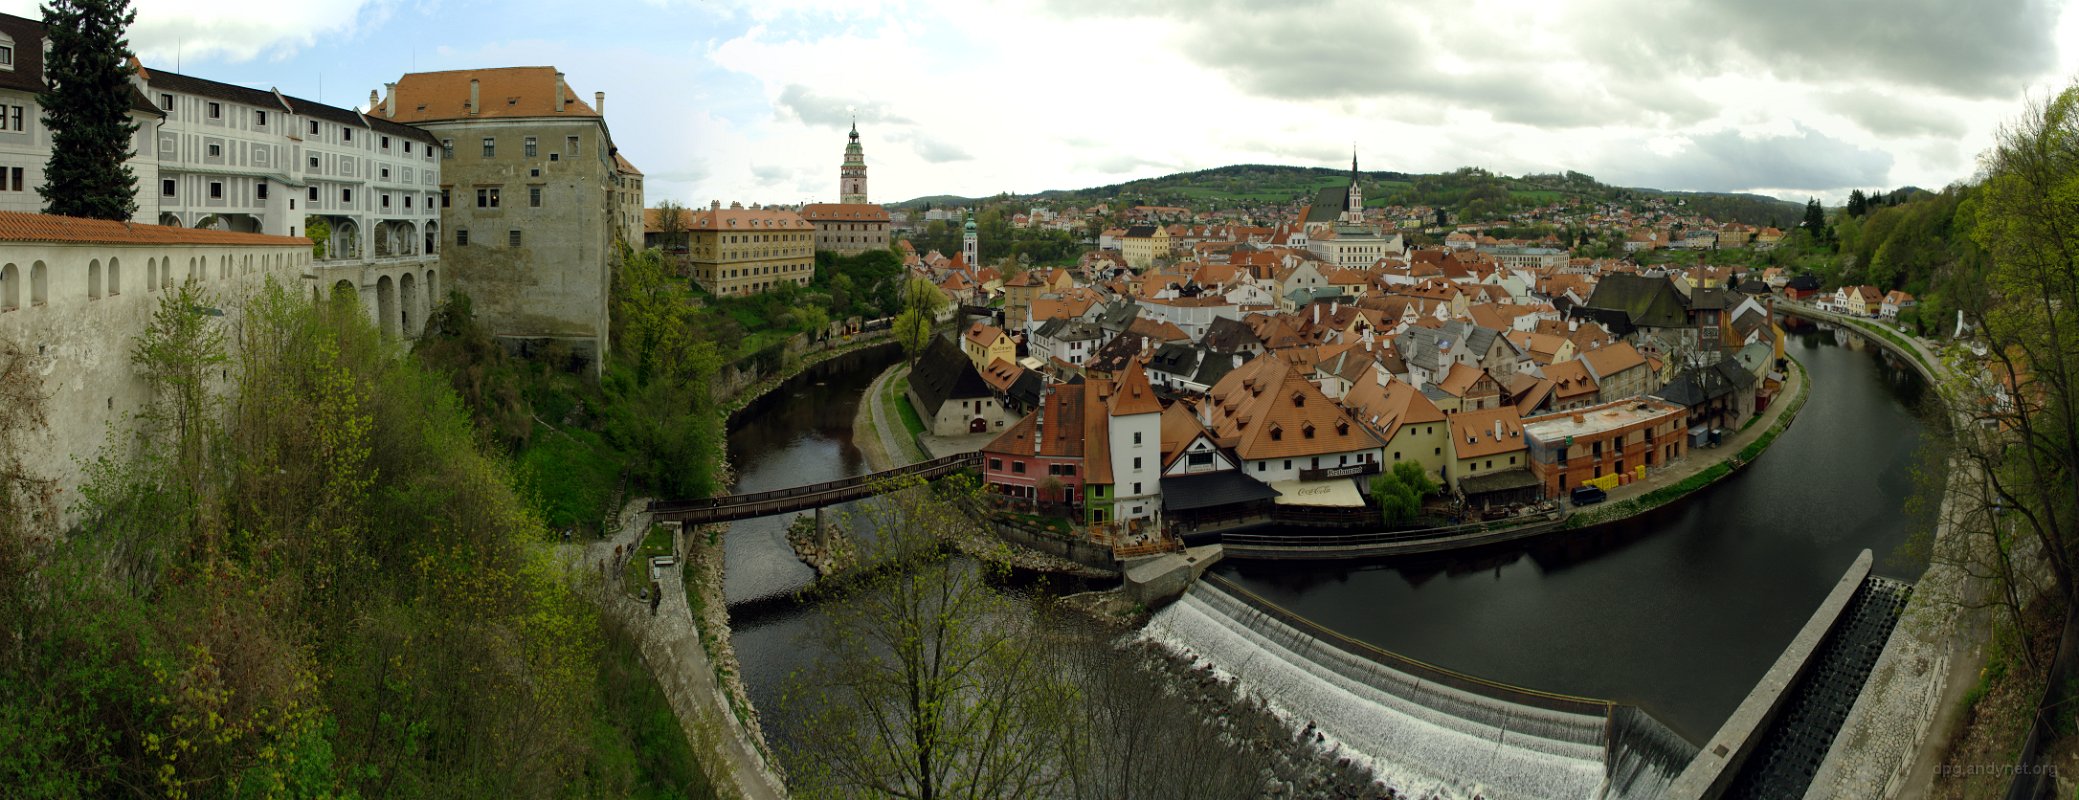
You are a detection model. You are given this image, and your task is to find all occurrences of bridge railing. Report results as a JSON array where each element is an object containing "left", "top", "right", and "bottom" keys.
[{"left": 648, "top": 452, "right": 982, "bottom": 514}]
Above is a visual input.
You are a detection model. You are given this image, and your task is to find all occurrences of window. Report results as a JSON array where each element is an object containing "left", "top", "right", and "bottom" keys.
[
  {"left": 208, "top": 182, "right": 222, "bottom": 199},
  {"left": 441, "top": 138, "right": 453, "bottom": 159},
  {"left": 341, "top": 128, "right": 351, "bottom": 142},
  {"left": 1012, "top": 462, "right": 1025, "bottom": 474},
  {"left": 1133, "top": 482, "right": 1142, "bottom": 495},
  {"left": 456, "top": 229, "right": 469, "bottom": 246},
  {"left": 309, "top": 155, "right": 319, "bottom": 169},
  {"left": 1132, "top": 457, "right": 1142, "bottom": 470},
  {"left": 161, "top": 178, "right": 174, "bottom": 197},
  {"left": 440, "top": 188, "right": 450, "bottom": 208},
  {"left": 307, "top": 186, "right": 318, "bottom": 201},
  {"left": 989, "top": 458, "right": 1002, "bottom": 471},
  {"left": 1132, "top": 431, "right": 1142, "bottom": 445},
  {"left": 206, "top": 143, "right": 221, "bottom": 157},
  {"left": 481, "top": 138, "right": 495, "bottom": 158},
  {"left": 566, "top": 135, "right": 579, "bottom": 155},
  {"left": 0, "top": 45, "right": 13, "bottom": 68},
  {"left": 1188, "top": 452, "right": 1214, "bottom": 468},
  {"left": 158, "top": 92, "right": 172, "bottom": 110},
  {"left": 207, "top": 101, "right": 221, "bottom": 119},
  {"left": 403, "top": 141, "right": 412, "bottom": 154},
  {"left": 524, "top": 137, "right": 537, "bottom": 157},
  {"left": 380, "top": 135, "right": 390, "bottom": 149},
  {"left": 380, "top": 166, "right": 389, "bottom": 179},
  {"left": 309, "top": 120, "right": 319, "bottom": 135},
  {"left": 254, "top": 109, "right": 267, "bottom": 126},
  {"left": 476, "top": 188, "right": 500, "bottom": 208},
  {"left": 404, "top": 195, "right": 411, "bottom": 209},
  {"left": 508, "top": 230, "right": 521, "bottom": 247},
  {"left": 528, "top": 186, "right": 541, "bottom": 207},
  {"left": 341, "top": 188, "right": 352, "bottom": 203},
  {"left": 0, "top": 105, "right": 22, "bottom": 131},
  {"left": 256, "top": 182, "right": 268, "bottom": 200},
  {"left": 380, "top": 194, "right": 390, "bottom": 209}
]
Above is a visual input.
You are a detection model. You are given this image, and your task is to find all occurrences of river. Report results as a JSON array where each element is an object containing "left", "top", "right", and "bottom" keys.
[
  {"left": 723, "top": 321, "right": 1939, "bottom": 751},
  {"left": 1215, "top": 321, "right": 1941, "bottom": 743}
]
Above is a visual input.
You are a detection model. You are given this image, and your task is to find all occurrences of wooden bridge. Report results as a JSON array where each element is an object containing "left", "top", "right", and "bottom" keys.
[{"left": 648, "top": 452, "right": 983, "bottom": 526}]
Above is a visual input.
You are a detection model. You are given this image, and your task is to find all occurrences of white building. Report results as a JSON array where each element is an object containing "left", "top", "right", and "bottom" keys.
[{"left": 0, "top": 14, "right": 164, "bottom": 219}]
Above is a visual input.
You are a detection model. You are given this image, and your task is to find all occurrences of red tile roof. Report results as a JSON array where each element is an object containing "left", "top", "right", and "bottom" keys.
[
  {"left": 378, "top": 67, "right": 598, "bottom": 123},
  {"left": 0, "top": 211, "right": 309, "bottom": 247}
]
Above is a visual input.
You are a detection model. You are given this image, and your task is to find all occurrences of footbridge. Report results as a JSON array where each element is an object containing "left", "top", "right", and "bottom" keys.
[{"left": 648, "top": 452, "right": 982, "bottom": 526}]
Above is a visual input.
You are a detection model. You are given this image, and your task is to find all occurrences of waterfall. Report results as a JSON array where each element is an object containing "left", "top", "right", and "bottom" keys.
[{"left": 1142, "top": 579, "right": 1695, "bottom": 799}]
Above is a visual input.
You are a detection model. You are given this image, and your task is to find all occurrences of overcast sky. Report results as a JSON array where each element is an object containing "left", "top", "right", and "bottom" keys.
[{"left": 9, "top": 0, "right": 2075, "bottom": 207}]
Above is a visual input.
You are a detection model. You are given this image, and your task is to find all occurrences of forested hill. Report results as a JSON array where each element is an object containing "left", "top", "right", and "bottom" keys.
[{"left": 894, "top": 164, "right": 1807, "bottom": 227}]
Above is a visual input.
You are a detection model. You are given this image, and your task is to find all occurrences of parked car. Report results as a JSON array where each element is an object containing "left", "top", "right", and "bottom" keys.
[{"left": 1570, "top": 486, "right": 1608, "bottom": 506}]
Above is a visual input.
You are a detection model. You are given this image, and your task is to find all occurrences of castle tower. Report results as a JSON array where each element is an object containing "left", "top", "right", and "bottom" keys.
[
  {"left": 1342, "top": 147, "right": 1365, "bottom": 224},
  {"left": 962, "top": 213, "right": 979, "bottom": 267},
  {"left": 840, "top": 119, "right": 869, "bottom": 204}
]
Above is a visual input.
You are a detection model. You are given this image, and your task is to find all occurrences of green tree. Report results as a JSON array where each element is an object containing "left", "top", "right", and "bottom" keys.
[
  {"left": 1801, "top": 197, "right": 1827, "bottom": 240},
  {"left": 38, "top": 0, "right": 140, "bottom": 220},
  {"left": 303, "top": 215, "right": 332, "bottom": 258},
  {"left": 895, "top": 276, "right": 947, "bottom": 362},
  {"left": 784, "top": 476, "right": 1075, "bottom": 799},
  {"left": 1370, "top": 461, "right": 1438, "bottom": 525}
]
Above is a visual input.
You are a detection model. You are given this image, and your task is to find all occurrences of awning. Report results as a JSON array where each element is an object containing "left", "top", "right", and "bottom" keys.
[
  {"left": 1161, "top": 471, "right": 1281, "bottom": 512},
  {"left": 1270, "top": 478, "right": 1368, "bottom": 508}
]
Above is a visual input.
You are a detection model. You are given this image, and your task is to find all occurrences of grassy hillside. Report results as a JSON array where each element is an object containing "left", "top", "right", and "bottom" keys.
[{"left": 894, "top": 163, "right": 1804, "bottom": 226}]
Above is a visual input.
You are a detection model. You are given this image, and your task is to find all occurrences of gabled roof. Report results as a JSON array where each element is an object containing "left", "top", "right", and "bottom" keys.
[
  {"left": 908, "top": 336, "right": 994, "bottom": 416},
  {"left": 1584, "top": 273, "right": 1689, "bottom": 329},
  {"left": 983, "top": 382, "right": 1086, "bottom": 460},
  {"left": 1580, "top": 340, "right": 1647, "bottom": 381},
  {"left": 1343, "top": 371, "right": 1445, "bottom": 444},
  {"left": 1449, "top": 407, "right": 1528, "bottom": 459},
  {"left": 1203, "top": 316, "right": 1264, "bottom": 352},
  {"left": 1109, "top": 362, "right": 1164, "bottom": 416},
  {"left": 1204, "top": 355, "right": 1383, "bottom": 460}
]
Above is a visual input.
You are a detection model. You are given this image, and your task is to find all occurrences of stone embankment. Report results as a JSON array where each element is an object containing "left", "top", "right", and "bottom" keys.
[
  {"left": 579, "top": 500, "right": 786, "bottom": 800},
  {"left": 1777, "top": 303, "right": 1992, "bottom": 799}
]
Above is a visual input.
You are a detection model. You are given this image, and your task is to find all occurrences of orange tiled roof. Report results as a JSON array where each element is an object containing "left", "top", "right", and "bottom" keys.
[
  {"left": 378, "top": 67, "right": 598, "bottom": 123},
  {"left": 1205, "top": 355, "right": 1383, "bottom": 460},
  {"left": 0, "top": 211, "right": 309, "bottom": 247},
  {"left": 1450, "top": 407, "right": 1528, "bottom": 459}
]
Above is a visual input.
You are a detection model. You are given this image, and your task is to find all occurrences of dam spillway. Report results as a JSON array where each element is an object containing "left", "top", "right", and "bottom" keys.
[{"left": 1141, "top": 575, "right": 1697, "bottom": 799}]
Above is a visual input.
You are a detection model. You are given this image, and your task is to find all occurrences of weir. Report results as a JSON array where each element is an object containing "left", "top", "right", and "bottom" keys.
[{"left": 1143, "top": 574, "right": 1696, "bottom": 799}]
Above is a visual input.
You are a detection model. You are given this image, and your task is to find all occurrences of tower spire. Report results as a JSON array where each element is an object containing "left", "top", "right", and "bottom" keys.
[{"left": 1352, "top": 144, "right": 1358, "bottom": 177}]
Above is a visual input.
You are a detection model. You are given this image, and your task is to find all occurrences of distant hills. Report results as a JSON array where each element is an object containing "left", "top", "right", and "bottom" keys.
[{"left": 893, "top": 164, "right": 1808, "bottom": 228}]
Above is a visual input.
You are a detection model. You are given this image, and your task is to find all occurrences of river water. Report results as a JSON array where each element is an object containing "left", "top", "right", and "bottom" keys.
[
  {"left": 723, "top": 322, "right": 1938, "bottom": 750},
  {"left": 1216, "top": 322, "right": 1940, "bottom": 743}
]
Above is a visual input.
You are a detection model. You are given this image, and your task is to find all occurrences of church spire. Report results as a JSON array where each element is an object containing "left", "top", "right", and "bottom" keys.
[
  {"left": 841, "top": 118, "right": 868, "bottom": 204},
  {"left": 1352, "top": 145, "right": 1358, "bottom": 178}
]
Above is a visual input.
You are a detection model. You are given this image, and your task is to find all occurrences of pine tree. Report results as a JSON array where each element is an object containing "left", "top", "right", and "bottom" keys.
[
  {"left": 38, "top": 0, "right": 140, "bottom": 220},
  {"left": 1846, "top": 189, "right": 1868, "bottom": 218},
  {"left": 1801, "top": 198, "right": 1826, "bottom": 238}
]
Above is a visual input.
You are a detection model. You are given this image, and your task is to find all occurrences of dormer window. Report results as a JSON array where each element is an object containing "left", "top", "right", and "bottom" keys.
[
  {"left": 1269, "top": 425, "right": 1283, "bottom": 441},
  {"left": 1336, "top": 420, "right": 1350, "bottom": 436},
  {"left": 1291, "top": 392, "right": 1305, "bottom": 408},
  {"left": 0, "top": 43, "right": 13, "bottom": 69},
  {"left": 1302, "top": 424, "right": 1316, "bottom": 439}
]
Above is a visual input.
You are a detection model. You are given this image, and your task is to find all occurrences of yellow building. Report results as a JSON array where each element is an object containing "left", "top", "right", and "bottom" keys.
[
  {"left": 1120, "top": 224, "right": 1172, "bottom": 269},
  {"left": 962, "top": 321, "right": 1016, "bottom": 370},
  {"left": 678, "top": 201, "right": 815, "bottom": 296}
]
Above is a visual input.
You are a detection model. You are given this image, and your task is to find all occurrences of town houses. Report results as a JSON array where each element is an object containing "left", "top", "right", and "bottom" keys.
[{"left": 892, "top": 168, "right": 1811, "bottom": 533}]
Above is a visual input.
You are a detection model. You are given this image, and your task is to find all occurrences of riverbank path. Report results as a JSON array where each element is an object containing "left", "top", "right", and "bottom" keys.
[{"left": 568, "top": 503, "right": 788, "bottom": 800}]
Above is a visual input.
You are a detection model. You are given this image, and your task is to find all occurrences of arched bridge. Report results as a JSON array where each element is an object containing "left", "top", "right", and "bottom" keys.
[{"left": 648, "top": 452, "right": 983, "bottom": 526}]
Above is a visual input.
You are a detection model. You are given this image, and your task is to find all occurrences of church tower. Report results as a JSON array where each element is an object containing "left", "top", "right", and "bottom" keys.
[
  {"left": 1342, "top": 148, "right": 1365, "bottom": 224},
  {"left": 840, "top": 119, "right": 869, "bottom": 204},
  {"left": 962, "top": 213, "right": 979, "bottom": 267}
]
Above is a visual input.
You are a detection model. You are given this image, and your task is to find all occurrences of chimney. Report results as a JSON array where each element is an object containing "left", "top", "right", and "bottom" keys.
[
  {"left": 1493, "top": 419, "right": 1502, "bottom": 440},
  {"left": 595, "top": 91, "right": 605, "bottom": 115},
  {"left": 468, "top": 79, "right": 480, "bottom": 115},
  {"left": 1313, "top": 304, "right": 1320, "bottom": 326},
  {"left": 554, "top": 71, "right": 567, "bottom": 112},
  {"left": 711, "top": 200, "right": 721, "bottom": 211},
  {"left": 383, "top": 82, "right": 396, "bottom": 117},
  {"left": 369, "top": 88, "right": 379, "bottom": 111}
]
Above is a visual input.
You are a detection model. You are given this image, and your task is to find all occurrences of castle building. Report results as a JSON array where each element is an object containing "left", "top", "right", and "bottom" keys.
[
  {"left": 679, "top": 201, "right": 814, "bottom": 296},
  {"left": 0, "top": 14, "right": 164, "bottom": 222},
  {"left": 800, "top": 121, "right": 889, "bottom": 255},
  {"left": 374, "top": 67, "right": 629, "bottom": 367}
]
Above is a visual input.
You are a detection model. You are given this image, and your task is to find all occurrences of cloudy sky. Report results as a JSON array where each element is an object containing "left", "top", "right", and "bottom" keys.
[{"left": 9, "top": 0, "right": 2075, "bottom": 207}]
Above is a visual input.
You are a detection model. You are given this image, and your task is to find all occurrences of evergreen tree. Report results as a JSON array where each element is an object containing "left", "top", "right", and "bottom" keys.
[
  {"left": 38, "top": 0, "right": 140, "bottom": 220},
  {"left": 1801, "top": 198, "right": 1826, "bottom": 238},
  {"left": 1846, "top": 189, "right": 1869, "bottom": 217}
]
